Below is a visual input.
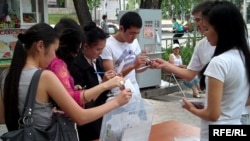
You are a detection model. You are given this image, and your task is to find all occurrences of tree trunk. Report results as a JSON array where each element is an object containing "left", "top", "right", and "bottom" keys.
[
  {"left": 72, "top": 0, "right": 92, "bottom": 28},
  {"left": 140, "top": 0, "right": 162, "bottom": 9}
]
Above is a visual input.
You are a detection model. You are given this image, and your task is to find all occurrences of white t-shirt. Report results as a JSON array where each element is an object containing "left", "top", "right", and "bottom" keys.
[
  {"left": 100, "top": 36, "right": 141, "bottom": 95},
  {"left": 200, "top": 49, "right": 249, "bottom": 141},
  {"left": 187, "top": 37, "right": 215, "bottom": 71}
]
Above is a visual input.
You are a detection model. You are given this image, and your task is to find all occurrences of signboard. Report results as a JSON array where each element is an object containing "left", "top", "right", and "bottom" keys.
[{"left": 0, "top": 29, "right": 26, "bottom": 68}]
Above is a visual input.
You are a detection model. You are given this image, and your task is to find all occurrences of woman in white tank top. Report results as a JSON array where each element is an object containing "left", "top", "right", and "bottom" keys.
[{"left": 169, "top": 43, "right": 201, "bottom": 98}]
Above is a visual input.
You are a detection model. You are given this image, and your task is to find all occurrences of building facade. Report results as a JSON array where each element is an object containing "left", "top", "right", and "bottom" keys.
[
  {"left": 48, "top": 0, "right": 120, "bottom": 22},
  {"left": 47, "top": 0, "right": 250, "bottom": 26}
]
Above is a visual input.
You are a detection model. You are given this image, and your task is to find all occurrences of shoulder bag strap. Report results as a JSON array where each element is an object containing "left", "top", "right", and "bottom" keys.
[{"left": 22, "top": 69, "right": 43, "bottom": 117}]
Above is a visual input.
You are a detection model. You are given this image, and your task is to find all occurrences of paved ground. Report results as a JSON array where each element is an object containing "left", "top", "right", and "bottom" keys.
[{"left": 145, "top": 89, "right": 203, "bottom": 127}]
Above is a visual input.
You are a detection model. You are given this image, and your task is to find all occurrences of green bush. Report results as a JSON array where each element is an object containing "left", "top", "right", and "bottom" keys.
[{"left": 48, "top": 14, "right": 78, "bottom": 25}]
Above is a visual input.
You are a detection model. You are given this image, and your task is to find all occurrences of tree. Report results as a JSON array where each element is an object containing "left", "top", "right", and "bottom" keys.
[
  {"left": 160, "top": 0, "right": 205, "bottom": 21},
  {"left": 140, "top": 0, "right": 162, "bottom": 9},
  {"left": 72, "top": 0, "right": 92, "bottom": 27},
  {"left": 72, "top": 0, "right": 205, "bottom": 27}
]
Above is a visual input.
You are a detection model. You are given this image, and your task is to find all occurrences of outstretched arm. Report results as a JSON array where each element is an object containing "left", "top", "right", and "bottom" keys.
[{"left": 151, "top": 58, "right": 198, "bottom": 81}]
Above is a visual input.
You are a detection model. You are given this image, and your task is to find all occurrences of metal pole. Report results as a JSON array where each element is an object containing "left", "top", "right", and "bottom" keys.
[{"left": 94, "top": 0, "right": 96, "bottom": 22}]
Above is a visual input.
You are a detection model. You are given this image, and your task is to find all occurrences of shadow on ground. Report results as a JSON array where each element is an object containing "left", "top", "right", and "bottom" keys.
[{"left": 141, "top": 84, "right": 205, "bottom": 102}]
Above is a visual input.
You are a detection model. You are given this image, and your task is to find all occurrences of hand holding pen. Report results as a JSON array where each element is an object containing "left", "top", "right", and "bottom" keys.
[
  {"left": 136, "top": 57, "right": 154, "bottom": 71},
  {"left": 95, "top": 70, "right": 119, "bottom": 82}
]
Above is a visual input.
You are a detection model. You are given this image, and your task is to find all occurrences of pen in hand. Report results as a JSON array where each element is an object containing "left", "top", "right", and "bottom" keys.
[
  {"left": 94, "top": 72, "right": 105, "bottom": 74},
  {"left": 95, "top": 71, "right": 121, "bottom": 77}
]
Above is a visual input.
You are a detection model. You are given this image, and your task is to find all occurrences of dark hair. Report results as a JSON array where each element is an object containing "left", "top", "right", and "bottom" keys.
[
  {"left": 120, "top": 11, "right": 142, "bottom": 32},
  {"left": 172, "top": 17, "right": 176, "bottom": 21},
  {"left": 4, "top": 23, "right": 58, "bottom": 131},
  {"left": 199, "top": 1, "right": 250, "bottom": 91},
  {"left": 54, "top": 18, "right": 83, "bottom": 67},
  {"left": 191, "top": 0, "right": 213, "bottom": 15},
  {"left": 82, "top": 21, "right": 107, "bottom": 47},
  {"left": 102, "top": 15, "right": 107, "bottom": 20}
]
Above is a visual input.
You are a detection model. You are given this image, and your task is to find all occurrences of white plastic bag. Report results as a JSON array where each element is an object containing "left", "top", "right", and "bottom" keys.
[{"left": 100, "top": 79, "right": 154, "bottom": 141}]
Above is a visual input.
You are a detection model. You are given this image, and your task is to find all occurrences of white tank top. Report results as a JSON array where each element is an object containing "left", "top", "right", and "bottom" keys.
[{"left": 171, "top": 53, "right": 183, "bottom": 66}]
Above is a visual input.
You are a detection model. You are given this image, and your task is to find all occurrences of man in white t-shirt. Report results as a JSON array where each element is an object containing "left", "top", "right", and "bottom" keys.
[
  {"left": 155, "top": 1, "right": 215, "bottom": 81},
  {"left": 152, "top": 0, "right": 250, "bottom": 126},
  {"left": 149, "top": 2, "right": 215, "bottom": 86},
  {"left": 100, "top": 11, "right": 148, "bottom": 96}
]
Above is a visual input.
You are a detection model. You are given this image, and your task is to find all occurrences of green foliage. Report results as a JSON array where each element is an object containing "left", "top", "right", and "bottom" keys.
[
  {"left": 161, "top": 0, "right": 193, "bottom": 19},
  {"left": 87, "top": 0, "right": 101, "bottom": 10},
  {"left": 48, "top": 14, "right": 78, "bottom": 25},
  {"left": 126, "top": 0, "right": 137, "bottom": 10},
  {"left": 160, "top": 0, "right": 210, "bottom": 21},
  {"left": 180, "top": 45, "right": 195, "bottom": 65},
  {"left": 58, "top": 0, "right": 64, "bottom": 4}
]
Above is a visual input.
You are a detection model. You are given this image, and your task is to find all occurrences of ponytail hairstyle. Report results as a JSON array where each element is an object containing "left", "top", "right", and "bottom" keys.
[
  {"left": 82, "top": 21, "right": 108, "bottom": 47},
  {"left": 4, "top": 23, "right": 58, "bottom": 131},
  {"left": 199, "top": 1, "right": 250, "bottom": 91},
  {"left": 54, "top": 18, "right": 83, "bottom": 67}
]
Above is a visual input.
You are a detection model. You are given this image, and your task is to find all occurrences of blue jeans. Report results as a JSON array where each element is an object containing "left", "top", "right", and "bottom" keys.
[{"left": 183, "top": 76, "right": 200, "bottom": 88}]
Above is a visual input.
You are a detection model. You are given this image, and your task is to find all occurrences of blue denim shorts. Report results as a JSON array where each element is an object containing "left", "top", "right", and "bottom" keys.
[{"left": 183, "top": 76, "right": 200, "bottom": 88}]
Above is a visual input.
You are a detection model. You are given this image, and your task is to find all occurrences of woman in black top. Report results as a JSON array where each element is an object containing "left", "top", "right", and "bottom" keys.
[{"left": 69, "top": 22, "right": 115, "bottom": 141}]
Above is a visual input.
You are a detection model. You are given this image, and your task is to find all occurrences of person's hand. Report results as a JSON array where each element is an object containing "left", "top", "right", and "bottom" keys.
[
  {"left": 74, "top": 85, "right": 83, "bottom": 90},
  {"left": 134, "top": 55, "right": 149, "bottom": 68},
  {"left": 150, "top": 58, "right": 168, "bottom": 69},
  {"left": 182, "top": 98, "right": 194, "bottom": 109},
  {"left": 113, "top": 89, "right": 132, "bottom": 106},
  {"left": 102, "top": 76, "right": 125, "bottom": 90},
  {"left": 182, "top": 98, "right": 201, "bottom": 112},
  {"left": 102, "top": 70, "right": 117, "bottom": 82},
  {"left": 183, "top": 98, "right": 204, "bottom": 109}
]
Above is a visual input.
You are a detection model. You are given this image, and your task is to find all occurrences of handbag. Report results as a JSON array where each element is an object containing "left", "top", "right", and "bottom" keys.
[
  {"left": 46, "top": 113, "right": 78, "bottom": 141},
  {"left": 0, "top": 70, "right": 79, "bottom": 141}
]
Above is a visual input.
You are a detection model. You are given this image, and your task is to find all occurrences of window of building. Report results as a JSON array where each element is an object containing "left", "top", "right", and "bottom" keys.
[{"left": 48, "top": 0, "right": 65, "bottom": 8}]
